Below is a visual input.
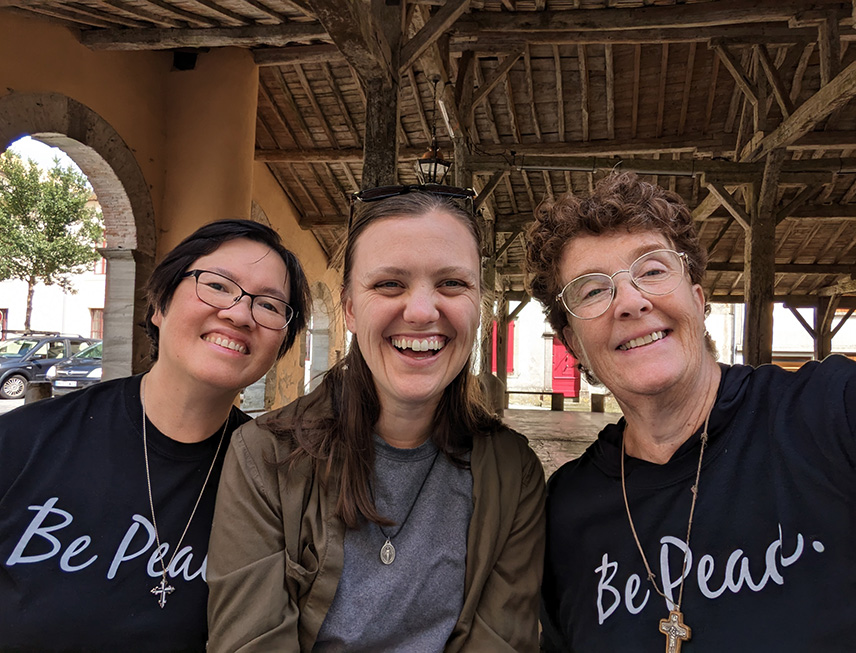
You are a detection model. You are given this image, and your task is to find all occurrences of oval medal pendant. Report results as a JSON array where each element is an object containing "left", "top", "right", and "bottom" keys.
[{"left": 380, "top": 538, "right": 396, "bottom": 565}]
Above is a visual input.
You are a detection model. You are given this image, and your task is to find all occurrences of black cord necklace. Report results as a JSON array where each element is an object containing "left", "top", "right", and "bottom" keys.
[{"left": 374, "top": 449, "right": 441, "bottom": 565}]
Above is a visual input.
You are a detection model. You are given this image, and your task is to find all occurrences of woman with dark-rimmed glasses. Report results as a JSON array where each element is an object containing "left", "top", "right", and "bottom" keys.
[
  {"left": 526, "top": 172, "right": 856, "bottom": 652},
  {"left": 0, "top": 219, "right": 310, "bottom": 652},
  {"left": 207, "top": 187, "right": 545, "bottom": 652}
]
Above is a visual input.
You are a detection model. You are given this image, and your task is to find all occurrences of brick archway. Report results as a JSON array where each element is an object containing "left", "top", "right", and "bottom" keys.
[{"left": 0, "top": 92, "right": 156, "bottom": 376}]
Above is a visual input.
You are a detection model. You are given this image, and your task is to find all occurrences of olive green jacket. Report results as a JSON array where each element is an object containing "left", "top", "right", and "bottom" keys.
[{"left": 207, "top": 392, "right": 546, "bottom": 653}]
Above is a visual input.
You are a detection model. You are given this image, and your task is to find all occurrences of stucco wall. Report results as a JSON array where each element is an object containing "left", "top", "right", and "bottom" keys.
[
  {"left": 0, "top": 13, "right": 342, "bottom": 398},
  {"left": 251, "top": 161, "right": 344, "bottom": 407}
]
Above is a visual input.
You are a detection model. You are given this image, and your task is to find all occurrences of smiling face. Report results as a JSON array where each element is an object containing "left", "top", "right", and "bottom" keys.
[
  {"left": 343, "top": 209, "right": 481, "bottom": 415},
  {"left": 559, "top": 230, "right": 711, "bottom": 400},
  {"left": 151, "top": 237, "right": 290, "bottom": 395}
]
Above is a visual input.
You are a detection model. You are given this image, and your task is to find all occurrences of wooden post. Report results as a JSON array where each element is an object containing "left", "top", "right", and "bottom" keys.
[
  {"left": 361, "top": 77, "right": 399, "bottom": 189},
  {"left": 743, "top": 151, "right": 782, "bottom": 366},
  {"left": 496, "top": 294, "right": 509, "bottom": 409},
  {"left": 814, "top": 296, "right": 839, "bottom": 360}
]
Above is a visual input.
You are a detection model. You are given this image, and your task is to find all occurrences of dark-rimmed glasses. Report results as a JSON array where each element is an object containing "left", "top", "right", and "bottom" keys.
[
  {"left": 557, "top": 249, "right": 688, "bottom": 320},
  {"left": 348, "top": 184, "right": 476, "bottom": 228},
  {"left": 182, "top": 270, "right": 295, "bottom": 330}
]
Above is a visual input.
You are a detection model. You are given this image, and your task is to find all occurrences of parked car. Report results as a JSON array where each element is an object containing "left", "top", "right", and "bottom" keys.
[
  {"left": 47, "top": 341, "right": 103, "bottom": 396},
  {"left": 0, "top": 335, "right": 99, "bottom": 399}
]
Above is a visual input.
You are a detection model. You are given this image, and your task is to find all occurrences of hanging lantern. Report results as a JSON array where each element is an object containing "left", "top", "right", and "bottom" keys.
[{"left": 415, "top": 142, "right": 452, "bottom": 185}]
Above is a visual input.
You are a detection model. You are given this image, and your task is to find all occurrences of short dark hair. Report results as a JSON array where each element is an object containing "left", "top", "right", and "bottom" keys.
[{"left": 144, "top": 219, "right": 311, "bottom": 361}]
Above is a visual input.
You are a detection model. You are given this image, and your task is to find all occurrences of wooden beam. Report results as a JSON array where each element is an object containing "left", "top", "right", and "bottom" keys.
[
  {"left": 707, "top": 182, "right": 752, "bottom": 230},
  {"left": 475, "top": 170, "right": 508, "bottom": 211},
  {"left": 471, "top": 50, "right": 524, "bottom": 114},
  {"left": 452, "top": 1, "right": 849, "bottom": 32},
  {"left": 254, "top": 44, "right": 341, "bottom": 66},
  {"left": 712, "top": 42, "right": 759, "bottom": 105},
  {"left": 756, "top": 43, "right": 796, "bottom": 118},
  {"left": 746, "top": 59, "right": 856, "bottom": 161},
  {"left": 399, "top": 0, "right": 470, "bottom": 72},
  {"left": 307, "top": 0, "right": 393, "bottom": 84},
  {"left": 81, "top": 23, "right": 327, "bottom": 50}
]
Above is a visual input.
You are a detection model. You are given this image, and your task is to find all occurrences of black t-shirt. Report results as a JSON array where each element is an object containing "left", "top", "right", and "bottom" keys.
[
  {"left": 542, "top": 356, "right": 856, "bottom": 652},
  {"left": 0, "top": 375, "right": 248, "bottom": 652}
]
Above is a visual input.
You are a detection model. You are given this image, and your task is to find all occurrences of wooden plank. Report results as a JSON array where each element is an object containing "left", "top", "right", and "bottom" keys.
[
  {"left": 818, "top": 12, "right": 842, "bottom": 85},
  {"left": 100, "top": 0, "right": 185, "bottom": 28},
  {"left": 400, "top": 0, "right": 470, "bottom": 72},
  {"left": 321, "top": 62, "right": 362, "bottom": 147},
  {"left": 707, "top": 262, "right": 856, "bottom": 273},
  {"left": 523, "top": 46, "right": 541, "bottom": 139},
  {"left": 631, "top": 44, "right": 640, "bottom": 138},
  {"left": 656, "top": 43, "right": 668, "bottom": 139},
  {"left": 605, "top": 43, "right": 615, "bottom": 140},
  {"left": 82, "top": 22, "right": 326, "bottom": 49},
  {"left": 679, "top": 42, "right": 696, "bottom": 135},
  {"left": 579, "top": 44, "right": 590, "bottom": 141},
  {"left": 553, "top": 45, "right": 566, "bottom": 141},
  {"left": 293, "top": 64, "right": 339, "bottom": 147}
]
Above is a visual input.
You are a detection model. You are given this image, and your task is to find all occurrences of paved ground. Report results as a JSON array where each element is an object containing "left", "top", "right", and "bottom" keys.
[
  {"left": 503, "top": 407, "right": 623, "bottom": 477},
  {"left": 0, "top": 398, "right": 24, "bottom": 416}
]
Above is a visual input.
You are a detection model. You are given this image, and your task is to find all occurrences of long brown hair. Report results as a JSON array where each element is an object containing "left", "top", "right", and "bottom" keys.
[{"left": 273, "top": 192, "right": 500, "bottom": 528}]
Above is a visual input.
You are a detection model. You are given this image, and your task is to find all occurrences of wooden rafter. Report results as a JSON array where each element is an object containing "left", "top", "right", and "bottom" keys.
[{"left": 399, "top": 0, "right": 470, "bottom": 73}]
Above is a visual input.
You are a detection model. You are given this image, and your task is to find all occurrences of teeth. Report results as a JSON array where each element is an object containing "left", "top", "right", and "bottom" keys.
[
  {"left": 204, "top": 335, "right": 247, "bottom": 354},
  {"left": 619, "top": 331, "right": 665, "bottom": 351},
  {"left": 391, "top": 337, "right": 446, "bottom": 352}
]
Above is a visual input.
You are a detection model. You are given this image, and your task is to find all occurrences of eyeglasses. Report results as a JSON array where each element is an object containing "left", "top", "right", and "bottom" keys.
[
  {"left": 348, "top": 184, "right": 476, "bottom": 228},
  {"left": 557, "top": 249, "right": 688, "bottom": 320},
  {"left": 182, "top": 270, "right": 295, "bottom": 330}
]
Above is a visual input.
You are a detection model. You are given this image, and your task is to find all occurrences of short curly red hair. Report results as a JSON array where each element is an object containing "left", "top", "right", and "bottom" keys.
[{"left": 525, "top": 172, "right": 708, "bottom": 357}]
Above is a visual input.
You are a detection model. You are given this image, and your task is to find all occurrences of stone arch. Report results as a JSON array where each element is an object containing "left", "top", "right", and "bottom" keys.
[{"left": 0, "top": 92, "right": 156, "bottom": 377}]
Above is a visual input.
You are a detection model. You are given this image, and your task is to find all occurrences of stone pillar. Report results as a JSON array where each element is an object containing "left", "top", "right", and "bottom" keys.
[{"left": 100, "top": 247, "right": 154, "bottom": 380}]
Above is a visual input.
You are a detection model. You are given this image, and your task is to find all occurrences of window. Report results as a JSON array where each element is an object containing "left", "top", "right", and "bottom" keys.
[
  {"left": 94, "top": 239, "right": 107, "bottom": 274},
  {"left": 90, "top": 308, "right": 103, "bottom": 339}
]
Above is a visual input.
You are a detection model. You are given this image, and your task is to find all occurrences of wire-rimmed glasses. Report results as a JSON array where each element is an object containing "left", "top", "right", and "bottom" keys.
[
  {"left": 183, "top": 270, "right": 295, "bottom": 330},
  {"left": 348, "top": 184, "right": 476, "bottom": 229},
  {"left": 557, "top": 249, "right": 689, "bottom": 320}
]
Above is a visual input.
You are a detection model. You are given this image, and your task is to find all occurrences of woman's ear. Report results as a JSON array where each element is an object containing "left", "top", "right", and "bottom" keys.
[{"left": 342, "top": 288, "right": 356, "bottom": 335}]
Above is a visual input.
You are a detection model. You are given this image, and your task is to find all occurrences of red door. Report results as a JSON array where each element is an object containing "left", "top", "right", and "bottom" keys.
[{"left": 551, "top": 336, "right": 580, "bottom": 398}]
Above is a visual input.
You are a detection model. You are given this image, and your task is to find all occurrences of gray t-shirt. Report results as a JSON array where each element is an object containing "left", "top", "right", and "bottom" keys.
[{"left": 313, "top": 435, "right": 473, "bottom": 652}]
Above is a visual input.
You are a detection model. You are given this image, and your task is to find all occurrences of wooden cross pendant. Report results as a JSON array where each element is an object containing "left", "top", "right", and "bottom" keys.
[
  {"left": 151, "top": 576, "right": 175, "bottom": 608},
  {"left": 659, "top": 609, "right": 691, "bottom": 653}
]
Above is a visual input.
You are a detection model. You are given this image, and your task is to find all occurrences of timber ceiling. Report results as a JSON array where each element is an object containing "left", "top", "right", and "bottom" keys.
[{"left": 4, "top": 0, "right": 856, "bottom": 311}]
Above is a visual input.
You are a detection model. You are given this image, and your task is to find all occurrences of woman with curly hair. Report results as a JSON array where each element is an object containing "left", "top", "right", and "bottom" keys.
[{"left": 526, "top": 172, "right": 856, "bottom": 652}]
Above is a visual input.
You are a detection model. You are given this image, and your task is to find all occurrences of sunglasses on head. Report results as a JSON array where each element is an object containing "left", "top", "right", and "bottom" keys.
[{"left": 348, "top": 184, "right": 477, "bottom": 229}]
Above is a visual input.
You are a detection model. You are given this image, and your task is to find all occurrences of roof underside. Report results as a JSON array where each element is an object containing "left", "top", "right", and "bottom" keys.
[{"left": 5, "top": 0, "right": 856, "bottom": 306}]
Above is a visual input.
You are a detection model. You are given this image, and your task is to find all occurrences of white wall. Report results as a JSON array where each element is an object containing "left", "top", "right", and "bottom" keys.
[{"left": 0, "top": 269, "right": 105, "bottom": 338}]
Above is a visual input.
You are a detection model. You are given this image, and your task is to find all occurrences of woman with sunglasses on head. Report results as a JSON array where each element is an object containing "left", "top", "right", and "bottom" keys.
[
  {"left": 207, "top": 188, "right": 546, "bottom": 652},
  {"left": 0, "top": 219, "right": 310, "bottom": 652},
  {"left": 527, "top": 172, "right": 856, "bottom": 652}
]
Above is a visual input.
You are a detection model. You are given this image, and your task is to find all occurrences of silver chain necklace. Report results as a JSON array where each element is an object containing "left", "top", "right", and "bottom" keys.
[
  {"left": 373, "top": 449, "right": 440, "bottom": 565},
  {"left": 141, "top": 376, "right": 228, "bottom": 608}
]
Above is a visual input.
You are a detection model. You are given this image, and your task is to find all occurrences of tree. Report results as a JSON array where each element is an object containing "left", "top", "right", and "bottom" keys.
[{"left": 0, "top": 151, "right": 103, "bottom": 332}]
